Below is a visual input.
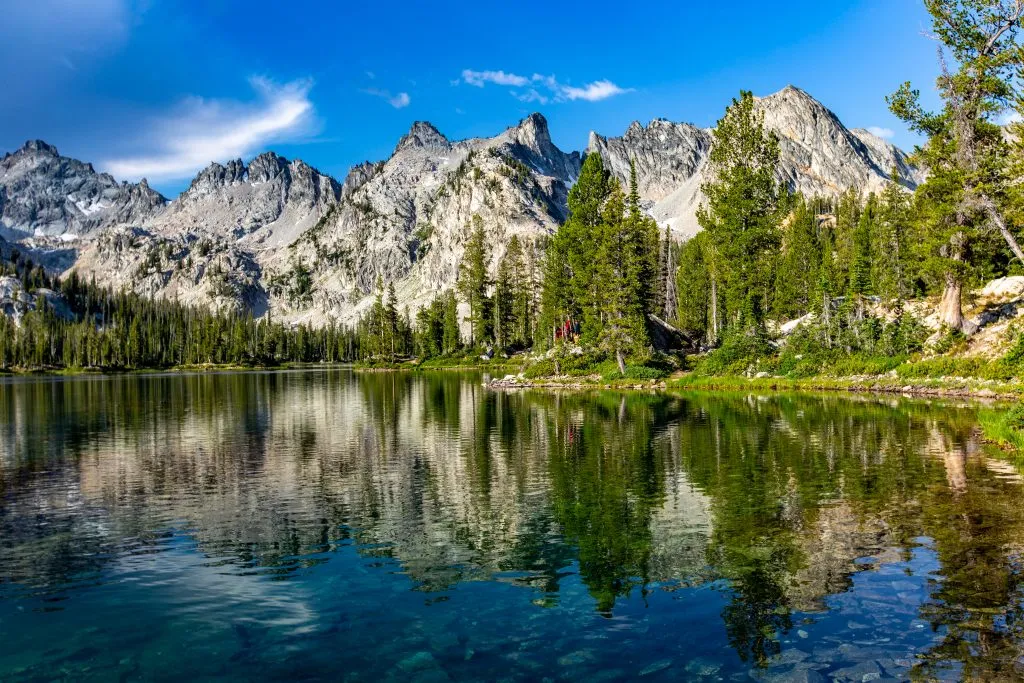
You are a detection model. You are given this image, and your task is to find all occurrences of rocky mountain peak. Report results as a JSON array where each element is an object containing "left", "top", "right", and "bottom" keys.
[
  {"left": 498, "top": 112, "right": 580, "bottom": 183},
  {"left": 588, "top": 118, "right": 712, "bottom": 207},
  {"left": 1, "top": 139, "right": 168, "bottom": 238},
  {"left": 340, "top": 161, "right": 380, "bottom": 198},
  {"left": 588, "top": 86, "right": 922, "bottom": 237},
  {"left": 19, "top": 140, "right": 60, "bottom": 157},
  {"left": 184, "top": 159, "right": 247, "bottom": 196},
  {"left": 247, "top": 152, "right": 289, "bottom": 184},
  {"left": 508, "top": 113, "right": 553, "bottom": 150},
  {"left": 394, "top": 121, "right": 450, "bottom": 154}
]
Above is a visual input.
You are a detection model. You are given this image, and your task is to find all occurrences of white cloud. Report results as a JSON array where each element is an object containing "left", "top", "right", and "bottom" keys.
[
  {"left": 998, "top": 110, "right": 1023, "bottom": 126},
  {"left": 104, "top": 76, "right": 318, "bottom": 183},
  {"left": 557, "top": 79, "right": 630, "bottom": 102},
  {"left": 867, "top": 126, "right": 895, "bottom": 139},
  {"left": 458, "top": 69, "right": 631, "bottom": 103},
  {"left": 512, "top": 89, "right": 549, "bottom": 105},
  {"left": 363, "top": 87, "right": 411, "bottom": 109},
  {"left": 462, "top": 69, "right": 530, "bottom": 87}
]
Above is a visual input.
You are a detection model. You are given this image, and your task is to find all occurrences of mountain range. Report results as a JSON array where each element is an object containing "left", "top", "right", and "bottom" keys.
[{"left": 0, "top": 86, "right": 923, "bottom": 326}]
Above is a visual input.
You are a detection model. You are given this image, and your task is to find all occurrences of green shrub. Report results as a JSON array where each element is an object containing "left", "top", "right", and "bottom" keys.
[
  {"left": 523, "top": 359, "right": 556, "bottom": 379},
  {"left": 693, "top": 331, "right": 775, "bottom": 376},
  {"left": 895, "top": 355, "right": 1017, "bottom": 381},
  {"left": 932, "top": 327, "right": 967, "bottom": 355},
  {"left": 1003, "top": 325, "right": 1024, "bottom": 369},
  {"left": 606, "top": 365, "right": 666, "bottom": 381}
]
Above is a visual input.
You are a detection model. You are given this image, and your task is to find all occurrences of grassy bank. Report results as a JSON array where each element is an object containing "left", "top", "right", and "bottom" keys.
[
  {"left": 355, "top": 351, "right": 528, "bottom": 373},
  {"left": 977, "top": 404, "right": 1024, "bottom": 451}
]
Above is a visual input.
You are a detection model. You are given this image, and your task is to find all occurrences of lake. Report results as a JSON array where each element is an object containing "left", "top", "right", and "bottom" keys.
[{"left": 1, "top": 369, "right": 1022, "bottom": 681}]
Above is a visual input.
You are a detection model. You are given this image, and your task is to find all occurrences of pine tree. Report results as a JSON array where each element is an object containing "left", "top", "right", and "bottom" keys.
[
  {"left": 368, "top": 277, "right": 387, "bottom": 357},
  {"left": 503, "top": 235, "right": 531, "bottom": 347},
  {"left": 873, "top": 171, "right": 914, "bottom": 302},
  {"left": 493, "top": 251, "right": 514, "bottom": 350},
  {"left": 596, "top": 181, "right": 649, "bottom": 373},
  {"left": 696, "top": 91, "right": 787, "bottom": 333},
  {"left": 384, "top": 282, "right": 399, "bottom": 358},
  {"left": 624, "top": 158, "right": 661, "bottom": 319},
  {"left": 675, "top": 233, "right": 712, "bottom": 342},
  {"left": 662, "top": 226, "right": 678, "bottom": 321},
  {"left": 456, "top": 215, "right": 492, "bottom": 347},
  {"left": 774, "top": 194, "right": 823, "bottom": 319},
  {"left": 555, "top": 152, "right": 610, "bottom": 341},
  {"left": 442, "top": 290, "right": 461, "bottom": 354},
  {"left": 888, "top": 0, "right": 1024, "bottom": 329},
  {"left": 849, "top": 196, "right": 875, "bottom": 300}
]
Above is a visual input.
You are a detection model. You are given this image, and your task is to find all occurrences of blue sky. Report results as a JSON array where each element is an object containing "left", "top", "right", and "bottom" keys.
[{"left": 1, "top": 0, "right": 944, "bottom": 196}]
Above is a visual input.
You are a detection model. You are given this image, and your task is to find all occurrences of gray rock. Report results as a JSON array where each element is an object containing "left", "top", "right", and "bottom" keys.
[
  {"left": 829, "top": 659, "right": 883, "bottom": 682},
  {"left": 1, "top": 140, "right": 167, "bottom": 239},
  {"left": 639, "top": 658, "right": 673, "bottom": 676},
  {"left": 588, "top": 86, "right": 922, "bottom": 238},
  {"left": 396, "top": 651, "right": 439, "bottom": 673}
]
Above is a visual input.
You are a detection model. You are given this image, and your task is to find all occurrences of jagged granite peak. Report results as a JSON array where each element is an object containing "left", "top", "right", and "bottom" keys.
[
  {"left": 183, "top": 159, "right": 248, "bottom": 196},
  {"left": 498, "top": 112, "right": 581, "bottom": 182},
  {"left": 0, "top": 139, "right": 168, "bottom": 238},
  {"left": 752, "top": 84, "right": 921, "bottom": 196},
  {"left": 157, "top": 151, "right": 341, "bottom": 246},
  {"left": 273, "top": 110, "right": 585, "bottom": 324},
  {"left": 588, "top": 119, "right": 712, "bottom": 203},
  {"left": 247, "top": 152, "right": 290, "bottom": 184},
  {"left": 340, "top": 161, "right": 382, "bottom": 198},
  {"left": 394, "top": 121, "right": 451, "bottom": 154},
  {"left": 17, "top": 140, "right": 60, "bottom": 157},
  {"left": 848, "top": 128, "right": 923, "bottom": 189},
  {"left": 506, "top": 113, "right": 552, "bottom": 150},
  {"left": 589, "top": 85, "right": 924, "bottom": 236}
]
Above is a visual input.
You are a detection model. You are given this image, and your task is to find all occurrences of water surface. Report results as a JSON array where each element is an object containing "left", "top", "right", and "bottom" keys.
[{"left": 1, "top": 369, "right": 1023, "bottom": 681}]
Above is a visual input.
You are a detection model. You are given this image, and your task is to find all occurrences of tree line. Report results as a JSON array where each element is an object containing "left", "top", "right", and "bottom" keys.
[
  {"left": 3, "top": 0, "right": 1022, "bottom": 375},
  {"left": 0, "top": 251, "right": 359, "bottom": 370},
  {"left": 411, "top": 0, "right": 1024, "bottom": 371}
]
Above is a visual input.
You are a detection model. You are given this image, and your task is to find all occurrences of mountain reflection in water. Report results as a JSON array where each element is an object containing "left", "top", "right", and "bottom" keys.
[{"left": 1, "top": 369, "right": 1022, "bottom": 681}]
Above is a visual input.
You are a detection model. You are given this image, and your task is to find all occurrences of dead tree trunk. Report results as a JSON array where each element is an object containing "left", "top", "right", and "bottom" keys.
[{"left": 938, "top": 272, "right": 964, "bottom": 331}]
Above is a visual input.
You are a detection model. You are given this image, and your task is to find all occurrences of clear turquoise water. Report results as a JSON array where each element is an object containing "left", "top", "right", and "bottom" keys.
[{"left": 1, "top": 369, "right": 1022, "bottom": 681}]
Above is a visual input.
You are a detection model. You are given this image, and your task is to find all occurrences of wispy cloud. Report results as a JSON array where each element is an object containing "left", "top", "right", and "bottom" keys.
[
  {"left": 998, "top": 110, "right": 1023, "bottom": 126},
  {"left": 104, "top": 76, "right": 318, "bottom": 183},
  {"left": 866, "top": 126, "right": 895, "bottom": 139},
  {"left": 462, "top": 69, "right": 531, "bottom": 87},
  {"left": 457, "top": 69, "right": 631, "bottom": 103},
  {"left": 362, "top": 87, "right": 411, "bottom": 109},
  {"left": 560, "top": 80, "right": 630, "bottom": 102},
  {"left": 512, "top": 89, "right": 549, "bottom": 105}
]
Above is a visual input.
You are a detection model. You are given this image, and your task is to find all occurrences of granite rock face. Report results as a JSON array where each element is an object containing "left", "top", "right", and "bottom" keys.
[
  {"left": 0, "top": 141, "right": 167, "bottom": 240},
  {"left": 588, "top": 86, "right": 924, "bottom": 236},
  {"left": 1, "top": 86, "right": 923, "bottom": 326}
]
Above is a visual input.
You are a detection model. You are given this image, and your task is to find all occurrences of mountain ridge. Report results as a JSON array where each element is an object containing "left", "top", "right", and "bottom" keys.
[{"left": 0, "top": 86, "right": 923, "bottom": 327}]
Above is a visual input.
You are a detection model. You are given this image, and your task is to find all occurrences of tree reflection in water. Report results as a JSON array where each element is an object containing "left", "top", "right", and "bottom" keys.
[{"left": 1, "top": 370, "right": 1023, "bottom": 678}]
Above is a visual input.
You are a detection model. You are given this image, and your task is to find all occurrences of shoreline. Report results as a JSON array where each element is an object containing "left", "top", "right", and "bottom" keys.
[
  {"left": 0, "top": 361, "right": 356, "bottom": 378},
  {"left": 3, "top": 362, "right": 1020, "bottom": 401},
  {"left": 486, "top": 373, "right": 1024, "bottom": 400}
]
